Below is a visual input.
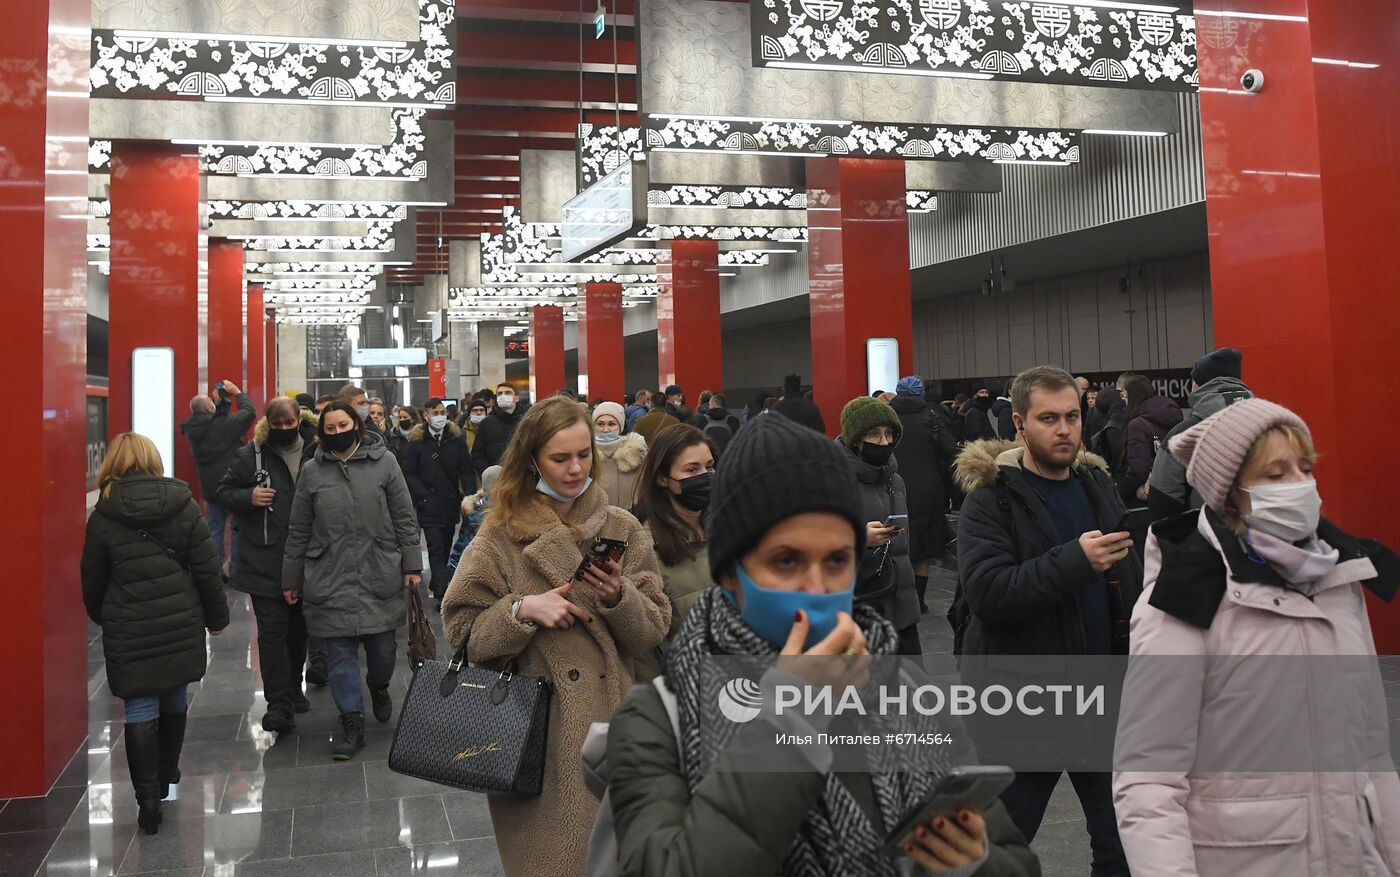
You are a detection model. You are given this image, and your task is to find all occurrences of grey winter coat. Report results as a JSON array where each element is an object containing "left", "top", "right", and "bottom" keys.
[
  {"left": 81, "top": 476, "right": 230, "bottom": 698},
  {"left": 281, "top": 433, "right": 422, "bottom": 639},
  {"left": 848, "top": 447, "right": 921, "bottom": 633}
]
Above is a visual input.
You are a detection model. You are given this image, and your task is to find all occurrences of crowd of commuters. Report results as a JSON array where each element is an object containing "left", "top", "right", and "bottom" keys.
[{"left": 80, "top": 353, "right": 1398, "bottom": 877}]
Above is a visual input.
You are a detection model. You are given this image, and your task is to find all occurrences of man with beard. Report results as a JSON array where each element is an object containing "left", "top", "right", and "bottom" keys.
[{"left": 952, "top": 365, "right": 1142, "bottom": 877}]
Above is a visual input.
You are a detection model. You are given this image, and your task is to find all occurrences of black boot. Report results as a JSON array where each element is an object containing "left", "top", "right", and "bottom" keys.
[
  {"left": 156, "top": 712, "right": 186, "bottom": 800},
  {"left": 332, "top": 712, "right": 366, "bottom": 761},
  {"left": 368, "top": 683, "right": 392, "bottom": 724},
  {"left": 124, "top": 720, "right": 163, "bottom": 834},
  {"left": 915, "top": 574, "right": 930, "bottom": 614}
]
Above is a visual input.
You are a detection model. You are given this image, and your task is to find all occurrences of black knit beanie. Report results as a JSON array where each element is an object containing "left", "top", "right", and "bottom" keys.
[
  {"left": 1191, "top": 347, "right": 1243, "bottom": 386},
  {"left": 706, "top": 411, "right": 866, "bottom": 581}
]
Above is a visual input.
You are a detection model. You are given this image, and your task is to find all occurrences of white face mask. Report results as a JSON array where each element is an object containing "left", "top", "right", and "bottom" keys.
[
  {"left": 497, "top": 394, "right": 515, "bottom": 410},
  {"left": 469, "top": 413, "right": 486, "bottom": 425},
  {"left": 428, "top": 414, "right": 448, "bottom": 430},
  {"left": 536, "top": 474, "right": 591, "bottom": 502},
  {"left": 1244, "top": 480, "right": 1322, "bottom": 542}
]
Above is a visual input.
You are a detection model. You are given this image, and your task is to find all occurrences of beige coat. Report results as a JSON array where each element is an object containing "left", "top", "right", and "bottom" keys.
[
  {"left": 441, "top": 482, "right": 670, "bottom": 877},
  {"left": 595, "top": 432, "right": 647, "bottom": 512}
]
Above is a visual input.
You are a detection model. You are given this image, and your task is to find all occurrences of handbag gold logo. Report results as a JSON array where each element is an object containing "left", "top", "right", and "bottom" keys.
[{"left": 454, "top": 742, "right": 501, "bottom": 761}]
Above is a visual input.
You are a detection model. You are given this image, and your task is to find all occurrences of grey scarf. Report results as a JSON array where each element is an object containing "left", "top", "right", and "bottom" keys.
[
  {"left": 665, "top": 586, "right": 949, "bottom": 877},
  {"left": 1244, "top": 529, "right": 1340, "bottom": 597}
]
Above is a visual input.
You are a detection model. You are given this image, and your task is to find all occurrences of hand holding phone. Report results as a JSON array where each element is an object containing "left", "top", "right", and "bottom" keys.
[
  {"left": 1114, "top": 507, "right": 1153, "bottom": 534},
  {"left": 883, "top": 766, "right": 1015, "bottom": 859},
  {"left": 884, "top": 514, "right": 909, "bottom": 531}
]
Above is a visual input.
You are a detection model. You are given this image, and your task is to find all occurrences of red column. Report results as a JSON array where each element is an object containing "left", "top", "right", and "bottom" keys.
[
  {"left": 1197, "top": 0, "right": 1400, "bottom": 649},
  {"left": 657, "top": 240, "right": 723, "bottom": 398},
  {"left": 579, "top": 282, "right": 625, "bottom": 403},
  {"left": 246, "top": 282, "right": 266, "bottom": 409},
  {"left": 109, "top": 144, "right": 207, "bottom": 493},
  {"left": 530, "top": 305, "right": 566, "bottom": 400},
  {"left": 208, "top": 238, "right": 245, "bottom": 401},
  {"left": 806, "top": 157, "right": 914, "bottom": 434},
  {"left": 0, "top": 0, "right": 91, "bottom": 797},
  {"left": 265, "top": 312, "right": 277, "bottom": 395}
]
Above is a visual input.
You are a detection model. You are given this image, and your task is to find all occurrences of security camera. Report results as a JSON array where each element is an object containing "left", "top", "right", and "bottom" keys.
[{"left": 1240, "top": 69, "right": 1265, "bottom": 93}]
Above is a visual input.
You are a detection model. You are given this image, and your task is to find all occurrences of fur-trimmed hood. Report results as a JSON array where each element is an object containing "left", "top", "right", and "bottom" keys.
[
  {"left": 954, "top": 438, "right": 1110, "bottom": 494},
  {"left": 253, "top": 409, "right": 318, "bottom": 444},
  {"left": 407, "top": 420, "right": 462, "bottom": 442},
  {"left": 596, "top": 431, "right": 647, "bottom": 472}
]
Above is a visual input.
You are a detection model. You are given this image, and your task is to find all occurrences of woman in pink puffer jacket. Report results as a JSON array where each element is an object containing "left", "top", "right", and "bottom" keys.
[{"left": 1113, "top": 399, "right": 1399, "bottom": 877}]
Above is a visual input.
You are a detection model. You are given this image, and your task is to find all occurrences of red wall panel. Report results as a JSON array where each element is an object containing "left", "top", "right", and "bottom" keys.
[
  {"left": 1198, "top": 0, "right": 1400, "bottom": 649},
  {"left": 0, "top": 0, "right": 92, "bottom": 797},
  {"left": 246, "top": 283, "right": 266, "bottom": 414},
  {"left": 579, "top": 282, "right": 625, "bottom": 403},
  {"left": 530, "top": 306, "right": 566, "bottom": 400},
  {"left": 208, "top": 239, "right": 245, "bottom": 400},
  {"left": 108, "top": 145, "right": 207, "bottom": 494},
  {"left": 657, "top": 240, "right": 723, "bottom": 400},
  {"left": 806, "top": 157, "right": 914, "bottom": 435}
]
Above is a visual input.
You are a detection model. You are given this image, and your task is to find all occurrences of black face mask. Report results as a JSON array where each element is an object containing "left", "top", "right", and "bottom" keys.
[
  {"left": 268, "top": 426, "right": 300, "bottom": 448},
  {"left": 321, "top": 430, "right": 358, "bottom": 454},
  {"left": 859, "top": 441, "right": 895, "bottom": 468},
  {"left": 398, "top": 421, "right": 413, "bottom": 433},
  {"left": 972, "top": 395, "right": 994, "bottom": 410},
  {"left": 672, "top": 471, "right": 713, "bottom": 513}
]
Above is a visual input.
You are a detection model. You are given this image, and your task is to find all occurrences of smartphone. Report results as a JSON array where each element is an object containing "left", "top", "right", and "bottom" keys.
[
  {"left": 884, "top": 514, "right": 909, "bottom": 530},
  {"left": 882, "top": 766, "right": 1015, "bottom": 858},
  {"left": 1114, "top": 507, "right": 1153, "bottom": 534},
  {"left": 575, "top": 537, "right": 627, "bottom": 581}
]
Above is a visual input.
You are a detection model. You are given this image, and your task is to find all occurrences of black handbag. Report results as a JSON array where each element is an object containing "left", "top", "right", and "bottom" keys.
[{"left": 388, "top": 619, "right": 552, "bottom": 795}]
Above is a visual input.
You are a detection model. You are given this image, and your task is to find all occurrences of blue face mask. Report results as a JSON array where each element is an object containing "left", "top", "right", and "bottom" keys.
[
  {"left": 595, "top": 430, "right": 622, "bottom": 444},
  {"left": 535, "top": 473, "right": 592, "bottom": 503},
  {"left": 727, "top": 562, "right": 855, "bottom": 650}
]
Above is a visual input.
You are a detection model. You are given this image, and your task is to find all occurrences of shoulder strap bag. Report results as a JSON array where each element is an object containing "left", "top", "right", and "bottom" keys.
[
  {"left": 388, "top": 616, "right": 553, "bottom": 796},
  {"left": 137, "top": 527, "right": 191, "bottom": 573},
  {"left": 405, "top": 584, "right": 438, "bottom": 671}
]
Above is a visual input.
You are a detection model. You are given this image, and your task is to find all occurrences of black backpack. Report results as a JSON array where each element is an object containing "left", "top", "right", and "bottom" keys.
[
  {"left": 703, "top": 420, "right": 732, "bottom": 456},
  {"left": 947, "top": 481, "right": 1015, "bottom": 657}
]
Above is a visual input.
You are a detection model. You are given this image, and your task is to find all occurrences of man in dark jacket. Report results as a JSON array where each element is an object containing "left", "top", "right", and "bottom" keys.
[
  {"left": 954, "top": 365, "right": 1141, "bottom": 877},
  {"left": 962, "top": 382, "right": 1000, "bottom": 442},
  {"left": 1147, "top": 347, "right": 1253, "bottom": 520},
  {"left": 216, "top": 397, "right": 317, "bottom": 734},
  {"left": 888, "top": 376, "right": 953, "bottom": 612},
  {"left": 180, "top": 381, "right": 256, "bottom": 575},
  {"left": 471, "top": 382, "right": 525, "bottom": 476},
  {"left": 991, "top": 380, "right": 1015, "bottom": 439},
  {"left": 402, "top": 398, "right": 475, "bottom": 600},
  {"left": 624, "top": 389, "right": 652, "bottom": 433}
]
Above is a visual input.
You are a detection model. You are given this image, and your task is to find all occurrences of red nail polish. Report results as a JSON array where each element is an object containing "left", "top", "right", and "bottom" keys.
[
  {"left": 959, "top": 811, "right": 971, "bottom": 823},
  {"left": 933, "top": 818, "right": 944, "bottom": 830},
  {"left": 904, "top": 843, "right": 914, "bottom": 854},
  {"left": 794, "top": 610, "right": 803, "bottom": 622}
]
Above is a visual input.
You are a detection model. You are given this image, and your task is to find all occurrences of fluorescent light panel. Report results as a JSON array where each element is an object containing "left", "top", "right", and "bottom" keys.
[
  {"left": 174, "top": 138, "right": 383, "bottom": 150},
  {"left": 1193, "top": 10, "right": 1308, "bottom": 22},
  {"left": 1312, "top": 57, "right": 1379, "bottom": 69},
  {"left": 111, "top": 28, "right": 409, "bottom": 48},
  {"left": 1082, "top": 129, "right": 1169, "bottom": 137},
  {"left": 766, "top": 60, "right": 993, "bottom": 80},
  {"left": 649, "top": 113, "right": 853, "bottom": 126}
]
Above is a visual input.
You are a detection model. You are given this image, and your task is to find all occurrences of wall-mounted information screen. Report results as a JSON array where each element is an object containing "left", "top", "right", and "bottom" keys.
[
  {"left": 131, "top": 347, "right": 175, "bottom": 478},
  {"left": 561, "top": 157, "right": 648, "bottom": 262}
]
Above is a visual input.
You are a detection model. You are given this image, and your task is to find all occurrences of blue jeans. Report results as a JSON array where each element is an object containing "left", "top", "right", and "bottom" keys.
[
  {"left": 325, "top": 631, "right": 397, "bottom": 715},
  {"left": 206, "top": 500, "right": 238, "bottom": 574},
  {"left": 123, "top": 687, "right": 188, "bottom": 723}
]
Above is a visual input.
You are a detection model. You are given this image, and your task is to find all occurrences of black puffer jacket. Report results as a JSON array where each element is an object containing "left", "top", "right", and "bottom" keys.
[
  {"left": 179, "top": 393, "right": 256, "bottom": 500},
  {"left": 471, "top": 405, "right": 525, "bottom": 476},
  {"left": 81, "top": 476, "right": 230, "bottom": 698},
  {"left": 888, "top": 394, "right": 952, "bottom": 562},
  {"left": 216, "top": 418, "right": 318, "bottom": 598},
  {"left": 847, "top": 447, "right": 920, "bottom": 633}
]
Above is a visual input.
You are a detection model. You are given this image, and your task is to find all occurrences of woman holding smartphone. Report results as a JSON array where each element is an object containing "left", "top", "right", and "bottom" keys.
[
  {"left": 840, "top": 396, "right": 923, "bottom": 655},
  {"left": 441, "top": 396, "right": 670, "bottom": 877},
  {"left": 606, "top": 412, "right": 1038, "bottom": 877}
]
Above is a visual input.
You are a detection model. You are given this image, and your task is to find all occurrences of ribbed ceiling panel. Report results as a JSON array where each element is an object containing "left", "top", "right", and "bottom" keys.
[{"left": 910, "top": 94, "right": 1205, "bottom": 269}]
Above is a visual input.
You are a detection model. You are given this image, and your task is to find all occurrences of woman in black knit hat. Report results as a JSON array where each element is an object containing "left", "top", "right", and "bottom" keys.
[{"left": 603, "top": 413, "right": 1037, "bottom": 877}]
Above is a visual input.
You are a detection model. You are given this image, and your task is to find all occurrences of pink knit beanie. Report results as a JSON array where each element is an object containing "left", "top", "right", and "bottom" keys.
[{"left": 1169, "top": 398, "right": 1310, "bottom": 514}]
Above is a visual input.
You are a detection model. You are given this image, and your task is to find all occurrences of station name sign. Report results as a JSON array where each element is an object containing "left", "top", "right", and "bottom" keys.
[{"left": 561, "top": 157, "right": 649, "bottom": 263}]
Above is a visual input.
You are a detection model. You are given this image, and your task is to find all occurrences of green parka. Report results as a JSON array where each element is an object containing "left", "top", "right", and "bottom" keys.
[
  {"left": 281, "top": 433, "right": 422, "bottom": 639},
  {"left": 606, "top": 681, "right": 1041, "bottom": 877}
]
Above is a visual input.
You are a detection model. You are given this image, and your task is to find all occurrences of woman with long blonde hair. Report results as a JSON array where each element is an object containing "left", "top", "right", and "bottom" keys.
[
  {"left": 442, "top": 396, "right": 671, "bottom": 877},
  {"left": 82, "top": 433, "right": 229, "bottom": 835}
]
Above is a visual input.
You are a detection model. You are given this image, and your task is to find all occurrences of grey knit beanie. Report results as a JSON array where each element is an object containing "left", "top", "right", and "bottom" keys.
[
  {"left": 1169, "top": 398, "right": 1310, "bottom": 514},
  {"left": 706, "top": 411, "right": 866, "bottom": 580}
]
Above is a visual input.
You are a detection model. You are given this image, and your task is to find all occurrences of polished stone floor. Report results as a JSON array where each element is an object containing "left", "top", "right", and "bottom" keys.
[{"left": 4, "top": 558, "right": 1398, "bottom": 876}]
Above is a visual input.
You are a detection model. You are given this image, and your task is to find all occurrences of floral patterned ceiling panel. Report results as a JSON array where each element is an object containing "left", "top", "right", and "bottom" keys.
[
  {"left": 751, "top": 0, "right": 1197, "bottom": 92},
  {"left": 89, "top": 0, "right": 454, "bottom": 106},
  {"left": 645, "top": 116, "right": 1080, "bottom": 164}
]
